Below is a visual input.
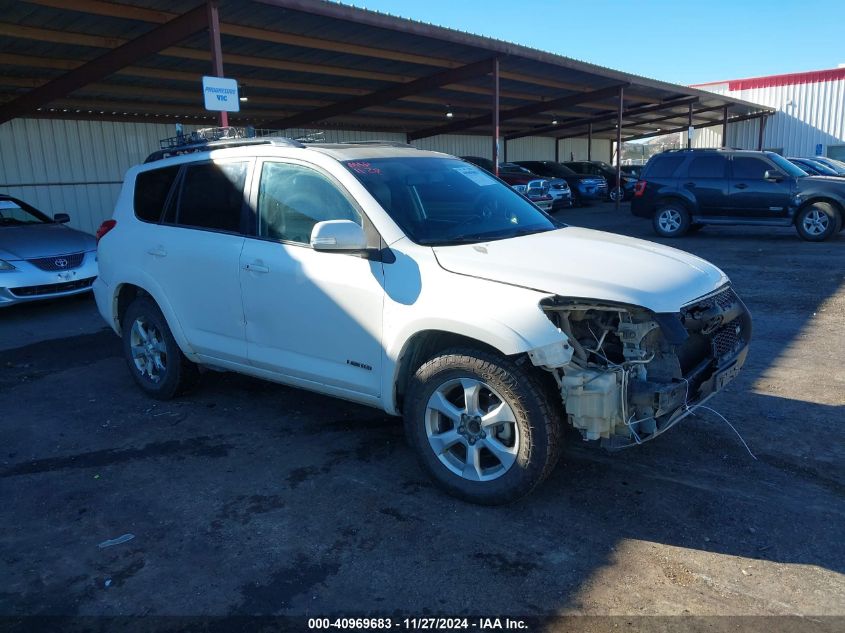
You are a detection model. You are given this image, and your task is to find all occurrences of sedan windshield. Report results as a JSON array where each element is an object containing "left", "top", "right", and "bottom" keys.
[
  {"left": 0, "top": 199, "right": 51, "bottom": 226},
  {"left": 767, "top": 153, "right": 808, "bottom": 178},
  {"left": 344, "top": 157, "right": 562, "bottom": 246}
]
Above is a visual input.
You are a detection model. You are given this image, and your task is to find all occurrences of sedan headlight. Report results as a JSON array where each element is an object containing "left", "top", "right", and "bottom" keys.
[{"left": 0, "top": 260, "right": 17, "bottom": 272}]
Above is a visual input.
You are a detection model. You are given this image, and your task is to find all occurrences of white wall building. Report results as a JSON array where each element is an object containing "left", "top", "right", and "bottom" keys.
[
  {"left": 690, "top": 67, "right": 845, "bottom": 158},
  {"left": 0, "top": 118, "right": 609, "bottom": 234}
]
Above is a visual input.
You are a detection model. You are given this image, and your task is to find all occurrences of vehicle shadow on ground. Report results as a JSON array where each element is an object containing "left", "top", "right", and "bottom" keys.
[{"left": 1, "top": 356, "right": 841, "bottom": 617}]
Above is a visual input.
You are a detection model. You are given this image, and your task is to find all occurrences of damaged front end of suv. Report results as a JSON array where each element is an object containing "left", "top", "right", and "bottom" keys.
[{"left": 535, "top": 286, "right": 751, "bottom": 448}]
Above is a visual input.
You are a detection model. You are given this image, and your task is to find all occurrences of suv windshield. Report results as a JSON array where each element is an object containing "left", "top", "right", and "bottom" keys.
[
  {"left": 0, "top": 199, "right": 51, "bottom": 226},
  {"left": 767, "top": 153, "right": 808, "bottom": 178},
  {"left": 344, "top": 157, "right": 561, "bottom": 246}
]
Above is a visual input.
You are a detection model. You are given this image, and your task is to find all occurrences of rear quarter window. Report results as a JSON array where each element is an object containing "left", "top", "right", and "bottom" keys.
[
  {"left": 134, "top": 166, "right": 180, "bottom": 223},
  {"left": 643, "top": 155, "right": 685, "bottom": 178}
]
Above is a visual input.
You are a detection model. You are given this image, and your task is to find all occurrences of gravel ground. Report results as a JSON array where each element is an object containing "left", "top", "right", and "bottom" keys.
[{"left": 1, "top": 203, "right": 843, "bottom": 631}]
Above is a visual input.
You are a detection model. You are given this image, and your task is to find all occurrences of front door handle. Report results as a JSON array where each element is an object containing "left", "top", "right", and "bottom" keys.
[
  {"left": 734, "top": 183, "right": 748, "bottom": 189},
  {"left": 147, "top": 247, "right": 167, "bottom": 257},
  {"left": 243, "top": 262, "right": 270, "bottom": 274},
  {"left": 684, "top": 182, "right": 696, "bottom": 188}
]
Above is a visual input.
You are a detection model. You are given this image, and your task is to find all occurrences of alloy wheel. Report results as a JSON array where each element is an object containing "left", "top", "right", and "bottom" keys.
[
  {"left": 424, "top": 377, "right": 520, "bottom": 482},
  {"left": 129, "top": 316, "right": 167, "bottom": 383},
  {"left": 658, "top": 208, "right": 683, "bottom": 233},
  {"left": 802, "top": 208, "right": 830, "bottom": 236}
]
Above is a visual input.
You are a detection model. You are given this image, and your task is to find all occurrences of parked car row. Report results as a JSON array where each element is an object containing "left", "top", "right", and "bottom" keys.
[
  {"left": 631, "top": 148, "right": 845, "bottom": 241},
  {"left": 560, "top": 160, "right": 637, "bottom": 202},
  {"left": 462, "top": 156, "right": 638, "bottom": 207},
  {"left": 512, "top": 161, "right": 609, "bottom": 206}
]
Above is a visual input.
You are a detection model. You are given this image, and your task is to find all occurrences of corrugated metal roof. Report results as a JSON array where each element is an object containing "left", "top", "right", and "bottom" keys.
[{"left": 0, "top": 0, "right": 773, "bottom": 137}]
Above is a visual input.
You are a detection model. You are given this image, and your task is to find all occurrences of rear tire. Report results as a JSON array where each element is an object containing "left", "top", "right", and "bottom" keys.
[
  {"left": 653, "top": 202, "right": 691, "bottom": 237},
  {"left": 122, "top": 296, "right": 200, "bottom": 400},
  {"left": 795, "top": 202, "right": 840, "bottom": 241},
  {"left": 403, "top": 348, "right": 562, "bottom": 505},
  {"left": 609, "top": 186, "right": 624, "bottom": 203}
]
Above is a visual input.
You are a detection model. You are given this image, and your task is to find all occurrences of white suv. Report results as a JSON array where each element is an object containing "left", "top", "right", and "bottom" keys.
[{"left": 94, "top": 137, "right": 751, "bottom": 504}]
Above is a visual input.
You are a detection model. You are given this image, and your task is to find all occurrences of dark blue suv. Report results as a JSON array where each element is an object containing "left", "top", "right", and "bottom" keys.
[{"left": 631, "top": 149, "right": 845, "bottom": 241}]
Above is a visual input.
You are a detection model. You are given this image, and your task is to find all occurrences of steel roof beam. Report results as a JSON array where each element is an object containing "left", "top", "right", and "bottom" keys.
[
  {"left": 505, "top": 96, "right": 698, "bottom": 140},
  {"left": 263, "top": 58, "right": 497, "bottom": 130},
  {"left": 607, "top": 112, "right": 772, "bottom": 143},
  {"left": 555, "top": 105, "right": 729, "bottom": 140},
  {"left": 408, "top": 84, "right": 626, "bottom": 141},
  {"left": 0, "top": 4, "right": 209, "bottom": 125}
]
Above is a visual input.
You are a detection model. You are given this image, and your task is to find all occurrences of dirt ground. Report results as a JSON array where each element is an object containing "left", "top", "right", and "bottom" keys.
[{"left": 1, "top": 203, "right": 843, "bottom": 631}]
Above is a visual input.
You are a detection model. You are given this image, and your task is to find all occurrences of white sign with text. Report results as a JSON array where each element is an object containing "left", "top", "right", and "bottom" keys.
[{"left": 202, "top": 76, "right": 239, "bottom": 112}]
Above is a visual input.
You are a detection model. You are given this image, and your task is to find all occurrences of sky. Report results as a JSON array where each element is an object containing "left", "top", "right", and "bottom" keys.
[{"left": 339, "top": 0, "right": 845, "bottom": 85}]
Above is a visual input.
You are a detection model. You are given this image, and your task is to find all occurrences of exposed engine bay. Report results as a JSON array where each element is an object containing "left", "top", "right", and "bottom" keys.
[{"left": 537, "top": 286, "right": 751, "bottom": 448}]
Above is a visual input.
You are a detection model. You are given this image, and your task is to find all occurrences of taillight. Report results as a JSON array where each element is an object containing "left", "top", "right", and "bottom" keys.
[
  {"left": 96, "top": 219, "right": 117, "bottom": 243},
  {"left": 633, "top": 180, "right": 647, "bottom": 197}
]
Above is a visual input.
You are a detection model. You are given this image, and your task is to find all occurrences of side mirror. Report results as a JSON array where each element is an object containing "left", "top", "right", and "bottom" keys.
[
  {"left": 310, "top": 220, "right": 368, "bottom": 253},
  {"left": 763, "top": 170, "right": 784, "bottom": 182},
  {"left": 54, "top": 213, "right": 70, "bottom": 223}
]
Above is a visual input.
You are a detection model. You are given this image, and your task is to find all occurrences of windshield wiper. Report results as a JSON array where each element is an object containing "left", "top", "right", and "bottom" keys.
[{"left": 422, "top": 226, "right": 559, "bottom": 246}]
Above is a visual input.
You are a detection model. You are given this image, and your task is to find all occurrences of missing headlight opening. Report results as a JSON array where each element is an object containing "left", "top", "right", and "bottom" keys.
[{"left": 536, "top": 286, "right": 751, "bottom": 449}]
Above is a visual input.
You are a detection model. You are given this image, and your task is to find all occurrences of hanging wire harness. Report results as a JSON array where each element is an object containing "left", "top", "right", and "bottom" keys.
[{"left": 536, "top": 286, "right": 752, "bottom": 450}]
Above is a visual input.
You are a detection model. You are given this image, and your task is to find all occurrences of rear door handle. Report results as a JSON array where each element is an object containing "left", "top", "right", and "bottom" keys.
[
  {"left": 684, "top": 182, "right": 696, "bottom": 187},
  {"left": 734, "top": 183, "right": 748, "bottom": 189},
  {"left": 147, "top": 247, "right": 167, "bottom": 257},
  {"left": 243, "top": 262, "right": 270, "bottom": 274}
]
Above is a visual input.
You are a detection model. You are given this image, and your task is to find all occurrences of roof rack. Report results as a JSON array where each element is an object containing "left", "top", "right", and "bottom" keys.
[
  {"left": 662, "top": 147, "right": 745, "bottom": 153},
  {"left": 146, "top": 126, "right": 304, "bottom": 163},
  {"left": 325, "top": 140, "right": 416, "bottom": 148}
]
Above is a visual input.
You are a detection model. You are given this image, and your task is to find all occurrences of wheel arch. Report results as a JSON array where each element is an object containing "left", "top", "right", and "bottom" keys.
[
  {"left": 655, "top": 194, "right": 695, "bottom": 214},
  {"left": 110, "top": 277, "right": 195, "bottom": 359},
  {"left": 390, "top": 329, "right": 507, "bottom": 416},
  {"left": 796, "top": 197, "right": 844, "bottom": 223}
]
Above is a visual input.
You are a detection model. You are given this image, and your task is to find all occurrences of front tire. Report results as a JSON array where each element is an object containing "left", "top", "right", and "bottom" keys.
[
  {"left": 122, "top": 296, "right": 199, "bottom": 400},
  {"left": 404, "top": 348, "right": 562, "bottom": 505},
  {"left": 795, "top": 202, "right": 841, "bottom": 241},
  {"left": 653, "top": 203, "right": 691, "bottom": 237}
]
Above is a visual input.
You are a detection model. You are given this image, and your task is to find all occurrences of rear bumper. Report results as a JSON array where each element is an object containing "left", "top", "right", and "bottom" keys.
[
  {"left": 92, "top": 277, "right": 118, "bottom": 333},
  {"left": 576, "top": 184, "right": 607, "bottom": 201},
  {"left": 630, "top": 198, "right": 653, "bottom": 218}
]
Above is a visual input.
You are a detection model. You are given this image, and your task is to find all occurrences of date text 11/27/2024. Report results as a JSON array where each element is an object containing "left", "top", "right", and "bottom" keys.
[{"left": 307, "top": 617, "right": 529, "bottom": 630}]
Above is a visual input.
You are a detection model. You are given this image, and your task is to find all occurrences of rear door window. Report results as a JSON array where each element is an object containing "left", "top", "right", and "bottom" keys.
[
  {"left": 731, "top": 157, "right": 771, "bottom": 180},
  {"left": 171, "top": 161, "right": 249, "bottom": 232},
  {"left": 643, "top": 155, "right": 684, "bottom": 178},
  {"left": 687, "top": 155, "right": 728, "bottom": 178}
]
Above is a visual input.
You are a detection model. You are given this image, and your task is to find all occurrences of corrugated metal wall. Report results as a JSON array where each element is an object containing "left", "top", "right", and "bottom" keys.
[
  {"left": 693, "top": 77, "right": 845, "bottom": 155},
  {"left": 0, "top": 118, "right": 199, "bottom": 235},
  {"left": 558, "top": 138, "right": 612, "bottom": 162},
  {"left": 0, "top": 117, "right": 604, "bottom": 233}
]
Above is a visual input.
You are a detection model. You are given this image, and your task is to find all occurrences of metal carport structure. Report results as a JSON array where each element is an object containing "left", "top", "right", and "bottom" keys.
[{"left": 0, "top": 0, "right": 773, "bottom": 200}]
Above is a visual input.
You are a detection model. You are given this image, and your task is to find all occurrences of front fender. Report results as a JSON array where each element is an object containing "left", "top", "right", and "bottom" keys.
[{"left": 380, "top": 247, "right": 567, "bottom": 414}]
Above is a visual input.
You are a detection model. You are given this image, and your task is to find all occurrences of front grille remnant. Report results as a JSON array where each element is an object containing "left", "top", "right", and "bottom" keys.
[
  {"left": 27, "top": 252, "right": 85, "bottom": 271},
  {"left": 711, "top": 322, "right": 743, "bottom": 358}
]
